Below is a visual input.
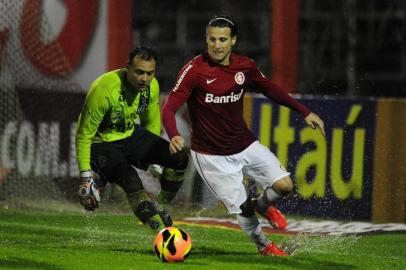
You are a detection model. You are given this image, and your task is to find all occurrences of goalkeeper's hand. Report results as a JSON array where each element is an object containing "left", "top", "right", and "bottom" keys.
[{"left": 78, "top": 171, "right": 101, "bottom": 211}]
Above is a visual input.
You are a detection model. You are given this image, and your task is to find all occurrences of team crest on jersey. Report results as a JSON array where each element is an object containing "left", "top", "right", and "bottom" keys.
[
  {"left": 234, "top": 72, "right": 245, "bottom": 85},
  {"left": 137, "top": 88, "right": 150, "bottom": 114}
]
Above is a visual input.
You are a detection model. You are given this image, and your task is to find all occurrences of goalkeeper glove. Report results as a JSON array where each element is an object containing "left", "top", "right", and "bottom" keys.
[{"left": 78, "top": 171, "right": 101, "bottom": 211}]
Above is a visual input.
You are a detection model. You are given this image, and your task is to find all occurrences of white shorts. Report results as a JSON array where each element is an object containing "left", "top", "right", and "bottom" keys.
[{"left": 191, "top": 141, "right": 290, "bottom": 214}]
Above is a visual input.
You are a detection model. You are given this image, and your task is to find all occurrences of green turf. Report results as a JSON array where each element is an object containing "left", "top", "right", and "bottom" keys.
[{"left": 0, "top": 208, "right": 405, "bottom": 270}]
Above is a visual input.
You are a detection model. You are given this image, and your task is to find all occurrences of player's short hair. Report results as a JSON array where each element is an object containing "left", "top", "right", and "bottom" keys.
[
  {"left": 206, "top": 15, "right": 238, "bottom": 37},
  {"left": 128, "top": 46, "right": 158, "bottom": 66}
]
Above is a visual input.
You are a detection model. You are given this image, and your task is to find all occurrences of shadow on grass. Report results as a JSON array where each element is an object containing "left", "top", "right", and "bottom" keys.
[{"left": 0, "top": 257, "right": 65, "bottom": 270}]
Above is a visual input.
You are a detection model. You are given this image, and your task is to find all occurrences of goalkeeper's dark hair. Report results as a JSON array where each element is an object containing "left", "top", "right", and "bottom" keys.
[
  {"left": 206, "top": 15, "right": 238, "bottom": 37},
  {"left": 128, "top": 46, "right": 158, "bottom": 65}
]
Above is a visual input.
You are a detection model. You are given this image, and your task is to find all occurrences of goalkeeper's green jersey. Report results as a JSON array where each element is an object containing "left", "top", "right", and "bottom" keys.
[{"left": 76, "top": 69, "right": 161, "bottom": 171}]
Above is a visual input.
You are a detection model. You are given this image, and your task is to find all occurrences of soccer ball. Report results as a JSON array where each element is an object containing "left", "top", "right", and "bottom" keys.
[{"left": 153, "top": 227, "right": 192, "bottom": 262}]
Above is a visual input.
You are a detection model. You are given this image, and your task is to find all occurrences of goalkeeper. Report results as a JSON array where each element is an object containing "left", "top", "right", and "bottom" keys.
[{"left": 75, "top": 46, "right": 189, "bottom": 231}]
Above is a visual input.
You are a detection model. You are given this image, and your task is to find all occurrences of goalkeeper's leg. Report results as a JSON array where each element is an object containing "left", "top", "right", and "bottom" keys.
[
  {"left": 148, "top": 146, "right": 189, "bottom": 205},
  {"left": 91, "top": 138, "right": 171, "bottom": 231},
  {"left": 158, "top": 167, "right": 187, "bottom": 204},
  {"left": 127, "top": 128, "right": 189, "bottom": 205},
  {"left": 114, "top": 163, "right": 168, "bottom": 231},
  {"left": 154, "top": 151, "right": 189, "bottom": 226}
]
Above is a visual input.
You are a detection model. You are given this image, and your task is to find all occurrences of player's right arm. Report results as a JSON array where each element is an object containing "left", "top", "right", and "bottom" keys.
[
  {"left": 75, "top": 82, "right": 110, "bottom": 171},
  {"left": 76, "top": 78, "right": 113, "bottom": 211},
  {"left": 162, "top": 62, "right": 196, "bottom": 154}
]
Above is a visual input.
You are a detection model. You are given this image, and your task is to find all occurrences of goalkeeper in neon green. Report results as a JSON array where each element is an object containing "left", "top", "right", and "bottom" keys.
[{"left": 76, "top": 47, "right": 189, "bottom": 231}]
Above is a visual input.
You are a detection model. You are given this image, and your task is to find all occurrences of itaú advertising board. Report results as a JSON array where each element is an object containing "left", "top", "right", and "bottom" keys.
[{"left": 245, "top": 95, "right": 376, "bottom": 220}]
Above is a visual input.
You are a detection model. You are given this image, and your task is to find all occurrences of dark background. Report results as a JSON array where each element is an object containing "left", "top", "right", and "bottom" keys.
[{"left": 132, "top": 0, "right": 406, "bottom": 97}]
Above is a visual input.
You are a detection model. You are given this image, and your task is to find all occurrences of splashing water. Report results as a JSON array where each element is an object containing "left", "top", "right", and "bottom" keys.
[
  {"left": 280, "top": 233, "right": 360, "bottom": 256},
  {"left": 80, "top": 214, "right": 101, "bottom": 247},
  {"left": 194, "top": 207, "right": 209, "bottom": 217}
]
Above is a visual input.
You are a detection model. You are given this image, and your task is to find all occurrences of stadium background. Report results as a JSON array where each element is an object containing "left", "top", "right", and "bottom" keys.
[{"left": 0, "top": 0, "right": 405, "bottom": 223}]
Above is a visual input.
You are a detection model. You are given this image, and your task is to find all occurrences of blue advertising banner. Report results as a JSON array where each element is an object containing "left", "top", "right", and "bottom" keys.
[{"left": 249, "top": 96, "right": 377, "bottom": 220}]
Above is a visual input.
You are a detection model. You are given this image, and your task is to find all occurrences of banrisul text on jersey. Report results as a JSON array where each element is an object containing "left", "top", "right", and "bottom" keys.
[{"left": 205, "top": 89, "right": 244, "bottom": 103}]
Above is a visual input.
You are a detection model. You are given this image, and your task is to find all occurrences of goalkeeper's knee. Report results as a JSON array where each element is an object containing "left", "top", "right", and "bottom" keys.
[
  {"left": 114, "top": 163, "right": 144, "bottom": 195},
  {"left": 171, "top": 149, "right": 189, "bottom": 171},
  {"left": 158, "top": 168, "right": 186, "bottom": 204}
]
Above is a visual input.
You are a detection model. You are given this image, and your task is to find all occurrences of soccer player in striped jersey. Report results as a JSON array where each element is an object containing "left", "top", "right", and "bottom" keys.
[{"left": 162, "top": 16, "right": 325, "bottom": 256}]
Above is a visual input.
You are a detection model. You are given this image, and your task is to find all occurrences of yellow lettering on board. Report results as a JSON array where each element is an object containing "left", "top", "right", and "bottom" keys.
[
  {"left": 331, "top": 128, "right": 365, "bottom": 199},
  {"left": 295, "top": 127, "right": 327, "bottom": 198},
  {"left": 259, "top": 103, "right": 272, "bottom": 148},
  {"left": 274, "top": 107, "right": 294, "bottom": 168}
]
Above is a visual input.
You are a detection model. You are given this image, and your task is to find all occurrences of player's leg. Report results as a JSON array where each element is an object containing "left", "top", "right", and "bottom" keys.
[
  {"left": 128, "top": 128, "right": 189, "bottom": 204},
  {"left": 237, "top": 194, "right": 270, "bottom": 249},
  {"left": 238, "top": 182, "right": 288, "bottom": 256},
  {"left": 243, "top": 141, "right": 293, "bottom": 230},
  {"left": 191, "top": 150, "right": 287, "bottom": 256},
  {"left": 256, "top": 177, "right": 293, "bottom": 230},
  {"left": 124, "top": 126, "right": 189, "bottom": 227},
  {"left": 91, "top": 142, "right": 167, "bottom": 230}
]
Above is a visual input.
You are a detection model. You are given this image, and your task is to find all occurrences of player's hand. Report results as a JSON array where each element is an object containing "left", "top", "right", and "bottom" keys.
[
  {"left": 169, "top": 136, "right": 184, "bottom": 154},
  {"left": 78, "top": 171, "right": 101, "bottom": 211},
  {"left": 304, "top": 112, "right": 325, "bottom": 136}
]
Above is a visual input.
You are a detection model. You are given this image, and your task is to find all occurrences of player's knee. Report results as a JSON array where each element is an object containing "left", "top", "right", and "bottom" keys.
[
  {"left": 161, "top": 150, "right": 188, "bottom": 184},
  {"left": 114, "top": 163, "right": 144, "bottom": 194},
  {"left": 171, "top": 150, "right": 189, "bottom": 170},
  {"left": 161, "top": 168, "right": 185, "bottom": 193},
  {"left": 159, "top": 167, "right": 186, "bottom": 204},
  {"left": 272, "top": 177, "right": 294, "bottom": 196}
]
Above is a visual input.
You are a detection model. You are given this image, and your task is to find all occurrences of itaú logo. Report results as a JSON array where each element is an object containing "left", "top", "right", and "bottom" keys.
[{"left": 205, "top": 89, "right": 244, "bottom": 104}]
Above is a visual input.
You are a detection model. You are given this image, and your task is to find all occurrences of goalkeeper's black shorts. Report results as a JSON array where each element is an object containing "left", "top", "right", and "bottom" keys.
[{"left": 90, "top": 125, "right": 188, "bottom": 186}]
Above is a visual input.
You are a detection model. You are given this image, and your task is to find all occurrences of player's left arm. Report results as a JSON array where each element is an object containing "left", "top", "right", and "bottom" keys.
[
  {"left": 140, "top": 77, "right": 161, "bottom": 136},
  {"left": 249, "top": 59, "right": 325, "bottom": 136}
]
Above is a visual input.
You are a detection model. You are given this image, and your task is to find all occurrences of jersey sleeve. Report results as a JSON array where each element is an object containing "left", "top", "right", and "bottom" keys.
[
  {"left": 140, "top": 77, "right": 161, "bottom": 136},
  {"left": 162, "top": 62, "right": 196, "bottom": 139},
  {"left": 75, "top": 82, "right": 110, "bottom": 171},
  {"left": 249, "top": 59, "right": 311, "bottom": 117}
]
